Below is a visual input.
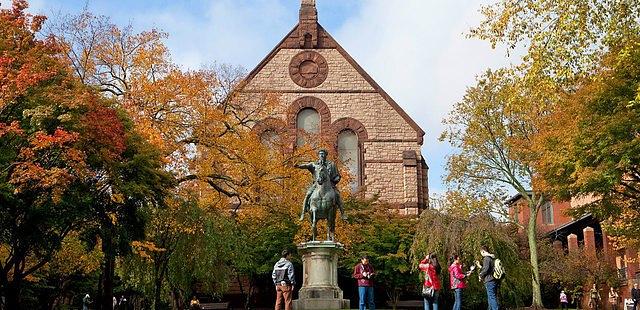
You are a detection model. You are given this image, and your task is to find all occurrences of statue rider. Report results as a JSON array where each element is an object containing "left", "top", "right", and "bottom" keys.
[{"left": 295, "top": 149, "right": 347, "bottom": 221}]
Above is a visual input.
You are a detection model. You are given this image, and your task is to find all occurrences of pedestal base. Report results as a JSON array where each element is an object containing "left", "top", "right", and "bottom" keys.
[
  {"left": 292, "top": 241, "right": 350, "bottom": 310},
  {"left": 293, "top": 298, "right": 350, "bottom": 310}
]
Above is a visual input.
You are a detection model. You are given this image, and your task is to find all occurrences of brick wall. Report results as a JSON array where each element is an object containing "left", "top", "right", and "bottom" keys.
[{"left": 241, "top": 47, "right": 427, "bottom": 209}]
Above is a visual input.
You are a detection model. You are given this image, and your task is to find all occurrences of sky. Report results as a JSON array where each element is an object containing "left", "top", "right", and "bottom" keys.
[{"left": 13, "top": 0, "right": 518, "bottom": 195}]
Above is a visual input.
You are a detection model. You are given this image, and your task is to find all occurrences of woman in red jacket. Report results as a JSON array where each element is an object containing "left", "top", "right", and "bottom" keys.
[
  {"left": 418, "top": 253, "right": 441, "bottom": 310},
  {"left": 449, "top": 254, "right": 473, "bottom": 310}
]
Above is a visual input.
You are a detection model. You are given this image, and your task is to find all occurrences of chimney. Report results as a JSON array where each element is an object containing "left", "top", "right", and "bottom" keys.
[
  {"left": 583, "top": 226, "right": 596, "bottom": 256},
  {"left": 299, "top": 0, "right": 318, "bottom": 48},
  {"left": 567, "top": 234, "right": 578, "bottom": 252}
]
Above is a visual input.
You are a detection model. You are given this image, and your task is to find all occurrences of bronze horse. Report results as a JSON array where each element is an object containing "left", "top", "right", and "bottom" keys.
[{"left": 304, "top": 164, "right": 338, "bottom": 241}]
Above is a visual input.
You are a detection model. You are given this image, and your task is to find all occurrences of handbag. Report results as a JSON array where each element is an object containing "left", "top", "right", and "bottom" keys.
[
  {"left": 422, "top": 285, "right": 434, "bottom": 298},
  {"left": 421, "top": 270, "right": 435, "bottom": 298}
]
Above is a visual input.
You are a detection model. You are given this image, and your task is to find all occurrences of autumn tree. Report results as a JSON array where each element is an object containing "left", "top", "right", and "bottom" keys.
[
  {"left": 471, "top": 0, "right": 640, "bottom": 84},
  {"left": 539, "top": 243, "right": 618, "bottom": 308},
  {"left": 0, "top": 2, "right": 91, "bottom": 307},
  {"left": 470, "top": 0, "right": 640, "bottom": 247},
  {"left": 532, "top": 38, "right": 640, "bottom": 249},
  {"left": 0, "top": 2, "right": 171, "bottom": 309},
  {"left": 441, "top": 67, "right": 559, "bottom": 307}
]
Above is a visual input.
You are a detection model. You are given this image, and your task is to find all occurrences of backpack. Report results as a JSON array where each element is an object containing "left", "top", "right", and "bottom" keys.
[
  {"left": 492, "top": 258, "right": 505, "bottom": 280},
  {"left": 274, "top": 262, "right": 291, "bottom": 284}
]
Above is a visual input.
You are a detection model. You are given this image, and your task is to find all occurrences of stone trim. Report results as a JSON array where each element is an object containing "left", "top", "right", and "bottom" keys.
[
  {"left": 252, "top": 117, "right": 287, "bottom": 136},
  {"left": 287, "top": 96, "right": 332, "bottom": 144},
  {"left": 364, "top": 160, "right": 404, "bottom": 164},
  {"left": 331, "top": 117, "right": 368, "bottom": 187},
  {"left": 402, "top": 150, "right": 418, "bottom": 167},
  {"left": 365, "top": 138, "right": 420, "bottom": 143},
  {"left": 242, "top": 89, "right": 378, "bottom": 94},
  {"left": 289, "top": 51, "right": 328, "bottom": 88},
  {"left": 331, "top": 117, "right": 368, "bottom": 141}
]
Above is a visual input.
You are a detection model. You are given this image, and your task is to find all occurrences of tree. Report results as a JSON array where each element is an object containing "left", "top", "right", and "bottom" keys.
[
  {"left": 471, "top": 0, "right": 640, "bottom": 84},
  {"left": 0, "top": 2, "right": 92, "bottom": 307},
  {"left": 47, "top": 11, "right": 281, "bottom": 206},
  {"left": 533, "top": 38, "right": 640, "bottom": 249},
  {"left": 411, "top": 196, "right": 532, "bottom": 308},
  {"left": 338, "top": 199, "right": 417, "bottom": 309},
  {"left": 0, "top": 2, "right": 171, "bottom": 309},
  {"left": 539, "top": 243, "right": 618, "bottom": 308},
  {"left": 440, "top": 67, "right": 557, "bottom": 307},
  {"left": 120, "top": 196, "right": 240, "bottom": 309}
]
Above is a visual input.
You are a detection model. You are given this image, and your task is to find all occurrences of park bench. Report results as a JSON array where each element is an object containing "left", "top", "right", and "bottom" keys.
[{"left": 199, "top": 302, "right": 230, "bottom": 310}]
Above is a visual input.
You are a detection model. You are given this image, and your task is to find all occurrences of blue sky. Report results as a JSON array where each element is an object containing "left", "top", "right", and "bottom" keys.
[{"left": 17, "top": 0, "right": 517, "bottom": 196}]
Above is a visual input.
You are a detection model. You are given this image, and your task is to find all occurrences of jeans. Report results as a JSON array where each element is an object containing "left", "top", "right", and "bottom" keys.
[
  {"left": 423, "top": 289, "right": 439, "bottom": 310},
  {"left": 452, "top": 288, "right": 462, "bottom": 310},
  {"left": 485, "top": 281, "right": 500, "bottom": 310},
  {"left": 358, "top": 286, "right": 375, "bottom": 310}
]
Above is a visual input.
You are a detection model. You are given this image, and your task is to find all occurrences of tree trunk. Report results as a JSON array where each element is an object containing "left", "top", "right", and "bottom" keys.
[
  {"left": 5, "top": 277, "right": 21, "bottom": 310},
  {"left": 100, "top": 231, "right": 116, "bottom": 310},
  {"left": 528, "top": 203, "right": 543, "bottom": 309},
  {"left": 154, "top": 276, "right": 163, "bottom": 310}
]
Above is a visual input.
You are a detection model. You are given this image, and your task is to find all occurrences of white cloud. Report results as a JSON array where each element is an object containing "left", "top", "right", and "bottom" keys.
[
  {"left": 333, "top": 0, "right": 516, "bottom": 192},
  {"left": 132, "top": 0, "right": 294, "bottom": 70}
]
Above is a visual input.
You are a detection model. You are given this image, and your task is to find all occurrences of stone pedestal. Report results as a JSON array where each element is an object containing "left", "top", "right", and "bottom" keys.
[{"left": 293, "top": 241, "right": 350, "bottom": 310}]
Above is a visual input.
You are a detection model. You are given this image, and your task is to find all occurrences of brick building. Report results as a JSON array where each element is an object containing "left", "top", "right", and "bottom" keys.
[
  {"left": 507, "top": 194, "right": 639, "bottom": 308},
  {"left": 238, "top": 0, "right": 429, "bottom": 214}
]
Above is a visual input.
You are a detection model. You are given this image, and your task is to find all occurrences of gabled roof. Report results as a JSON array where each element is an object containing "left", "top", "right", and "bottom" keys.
[{"left": 239, "top": 22, "right": 426, "bottom": 144}]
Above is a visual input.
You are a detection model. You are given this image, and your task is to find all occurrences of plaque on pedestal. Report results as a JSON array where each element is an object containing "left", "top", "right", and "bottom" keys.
[{"left": 293, "top": 241, "right": 350, "bottom": 310}]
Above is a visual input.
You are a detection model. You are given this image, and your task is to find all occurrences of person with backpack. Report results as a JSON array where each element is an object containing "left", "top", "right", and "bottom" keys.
[
  {"left": 419, "top": 253, "right": 442, "bottom": 310},
  {"left": 478, "top": 245, "right": 500, "bottom": 310},
  {"left": 272, "top": 249, "right": 295, "bottom": 310},
  {"left": 448, "top": 254, "right": 474, "bottom": 310}
]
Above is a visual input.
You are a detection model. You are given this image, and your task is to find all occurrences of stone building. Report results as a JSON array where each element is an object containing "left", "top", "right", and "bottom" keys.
[{"left": 239, "top": 0, "right": 429, "bottom": 213}]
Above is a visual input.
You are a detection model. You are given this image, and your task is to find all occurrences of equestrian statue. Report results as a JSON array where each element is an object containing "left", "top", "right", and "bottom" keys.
[{"left": 295, "top": 149, "right": 347, "bottom": 241}]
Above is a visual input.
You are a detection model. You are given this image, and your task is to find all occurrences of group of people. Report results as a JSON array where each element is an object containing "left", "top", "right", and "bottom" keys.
[
  {"left": 417, "top": 245, "right": 501, "bottom": 310},
  {"left": 271, "top": 245, "right": 503, "bottom": 310},
  {"left": 560, "top": 282, "right": 640, "bottom": 310},
  {"left": 81, "top": 294, "right": 128, "bottom": 310}
]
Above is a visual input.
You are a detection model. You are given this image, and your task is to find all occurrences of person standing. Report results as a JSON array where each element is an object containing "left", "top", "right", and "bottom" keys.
[
  {"left": 608, "top": 287, "right": 619, "bottom": 310},
  {"left": 632, "top": 283, "right": 640, "bottom": 310},
  {"left": 272, "top": 250, "right": 295, "bottom": 310},
  {"left": 560, "top": 290, "right": 569, "bottom": 309},
  {"left": 419, "top": 253, "right": 442, "bottom": 310},
  {"left": 478, "top": 245, "right": 500, "bottom": 310},
  {"left": 82, "top": 294, "right": 91, "bottom": 310},
  {"left": 353, "top": 256, "right": 375, "bottom": 310},
  {"left": 112, "top": 296, "right": 117, "bottom": 310},
  {"left": 589, "top": 284, "right": 601, "bottom": 310},
  {"left": 448, "top": 254, "right": 473, "bottom": 310}
]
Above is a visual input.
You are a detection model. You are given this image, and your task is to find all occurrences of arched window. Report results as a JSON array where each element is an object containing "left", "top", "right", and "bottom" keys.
[
  {"left": 259, "top": 129, "right": 279, "bottom": 148},
  {"left": 296, "top": 108, "right": 320, "bottom": 147},
  {"left": 337, "top": 129, "right": 360, "bottom": 191}
]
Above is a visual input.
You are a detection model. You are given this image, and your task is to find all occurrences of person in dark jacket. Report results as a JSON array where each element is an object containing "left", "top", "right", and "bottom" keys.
[
  {"left": 353, "top": 256, "right": 375, "bottom": 310},
  {"left": 272, "top": 250, "right": 295, "bottom": 310},
  {"left": 632, "top": 283, "right": 640, "bottom": 310},
  {"left": 478, "top": 245, "right": 499, "bottom": 310}
]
